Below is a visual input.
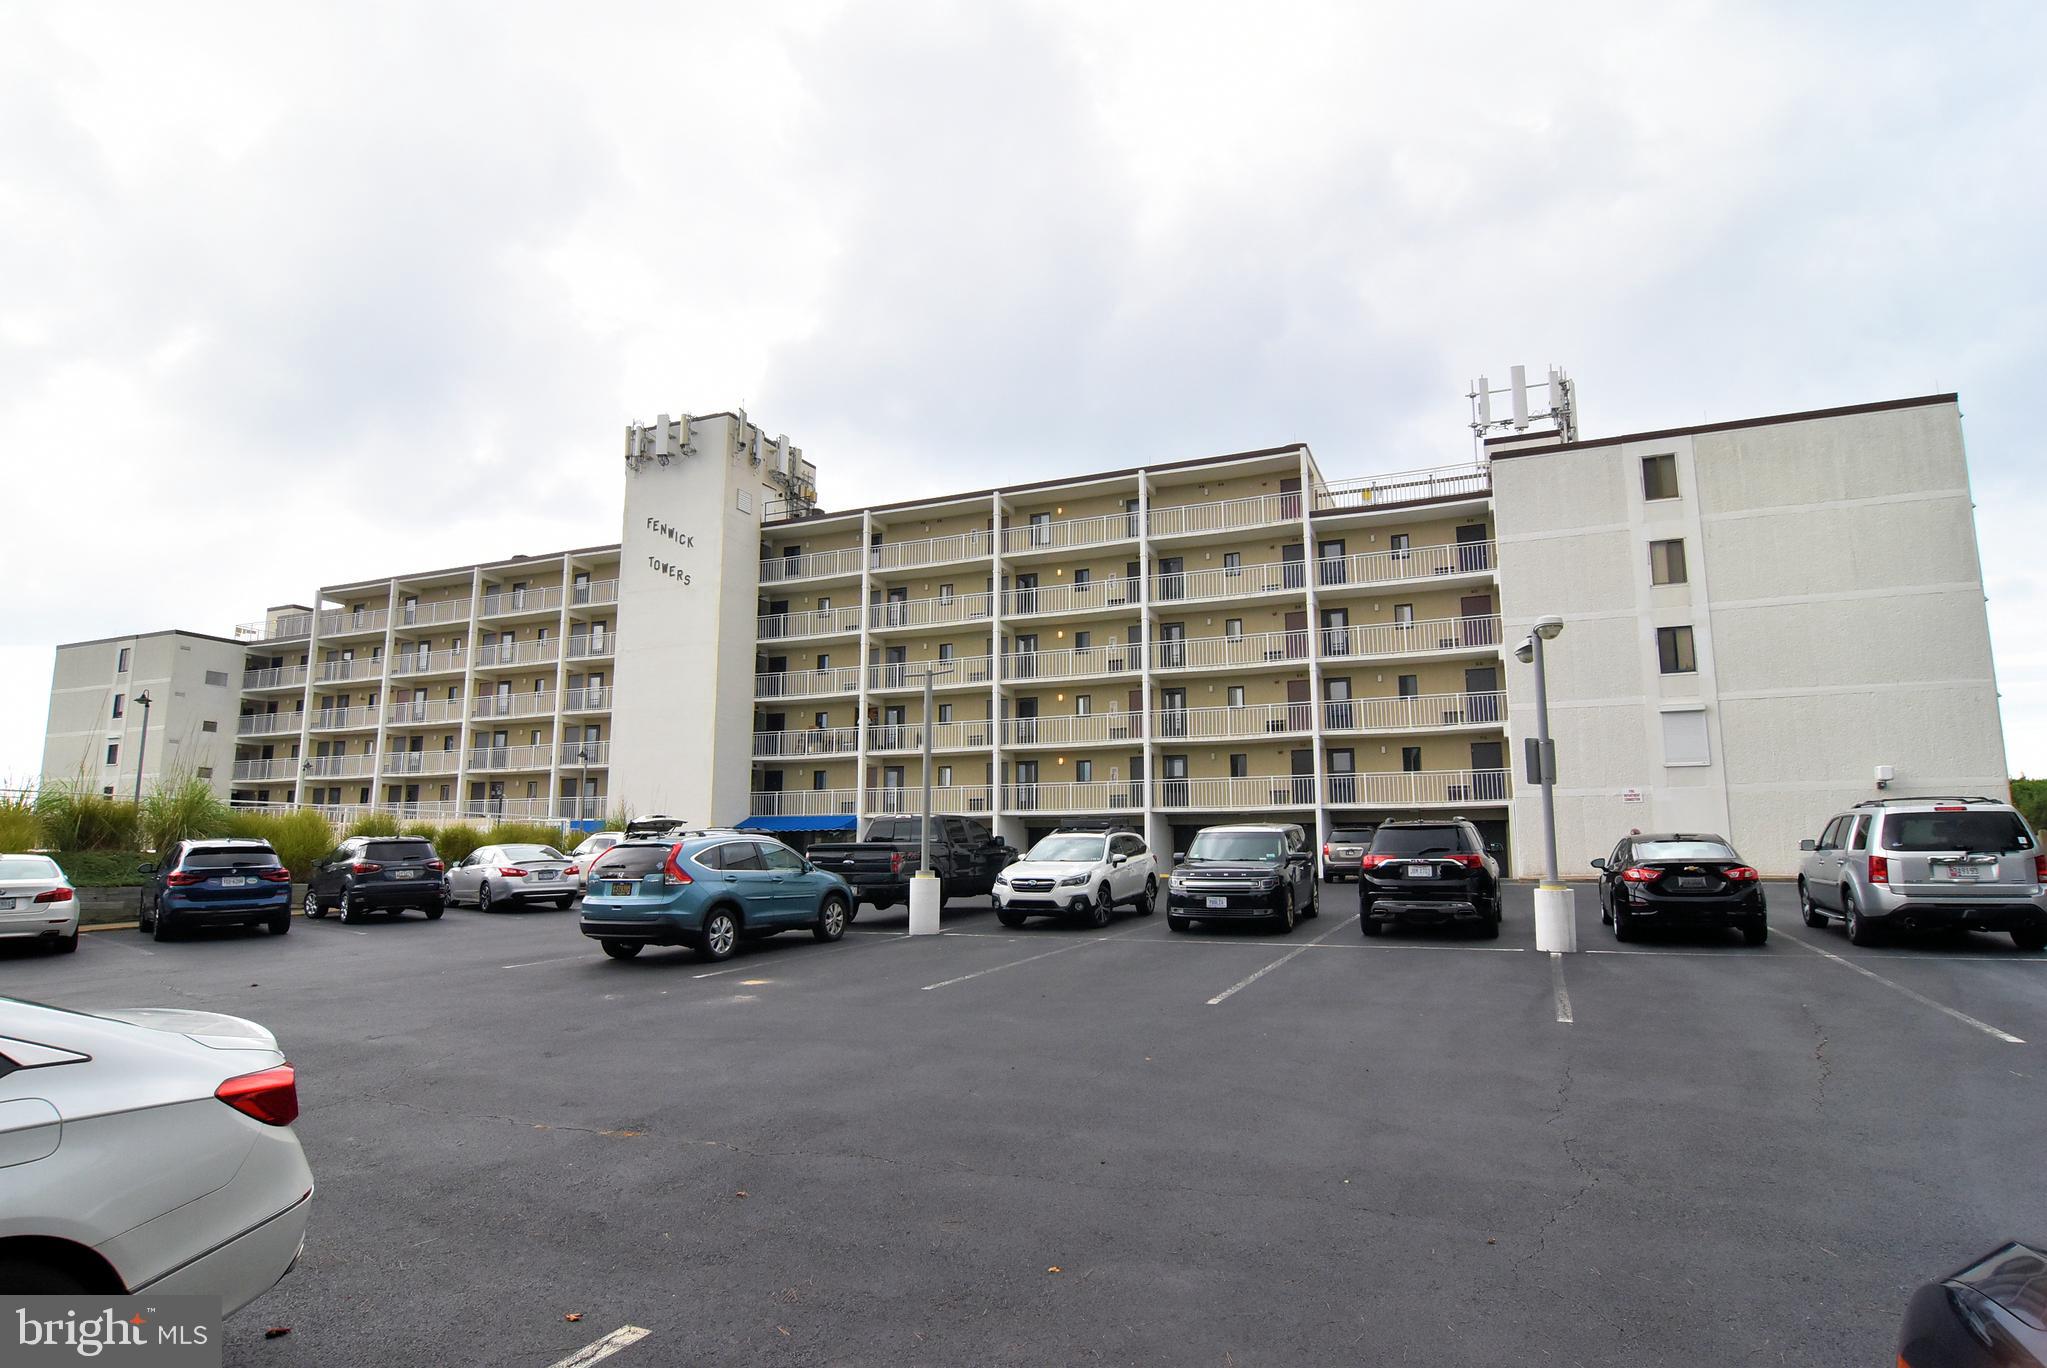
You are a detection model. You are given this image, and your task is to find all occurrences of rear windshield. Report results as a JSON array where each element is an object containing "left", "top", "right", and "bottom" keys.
[
  {"left": 1636, "top": 841, "right": 1737, "bottom": 861},
  {"left": 1186, "top": 832, "right": 1285, "bottom": 863},
  {"left": 1026, "top": 835, "right": 1108, "bottom": 862},
  {"left": 499, "top": 844, "right": 566, "bottom": 863},
  {"left": 589, "top": 844, "right": 670, "bottom": 879},
  {"left": 182, "top": 846, "right": 281, "bottom": 869},
  {"left": 0, "top": 856, "right": 60, "bottom": 881},
  {"left": 1369, "top": 826, "right": 1471, "bottom": 856},
  {"left": 1330, "top": 829, "right": 1375, "bottom": 843},
  {"left": 1882, "top": 811, "right": 2034, "bottom": 853},
  {"left": 365, "top": 840, "right": 435, "bottom": 862}
]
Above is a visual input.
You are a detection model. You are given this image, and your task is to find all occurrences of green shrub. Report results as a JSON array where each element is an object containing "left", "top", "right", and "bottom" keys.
[
  {"left": 426, "top": 822, "right": 485, "bottom": 862},
  {"left": 50, "top": 850, "right": 155, "bottom": 887},
  {"left": 0, "top": 795, "right": 40, "bottom": 852},
  {"left": 139, "top": 775, "right": 235, "bottom": 851},
  {"left": 225, "top": 808, "right": 334, "bottom": 880},
  {"left": 34, "top": 780, "right": 140, "bottom": 852},
  {"left": 602, "top": 802, "right": 635, "bottom": 832},
  {"left": 2015, "top": 777, "right": 2047, "bottom": 835},
  {"left": 480, "top": 820, "right": 573, "bottom": 853},
  {"left": 343, "top": 811, "right": 403, "bottom": 838}
]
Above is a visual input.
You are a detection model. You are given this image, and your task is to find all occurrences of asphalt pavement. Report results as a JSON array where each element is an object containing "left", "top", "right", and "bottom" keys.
[{"left": 4, "top": 880, "right": 2044, "bottom": 1367}]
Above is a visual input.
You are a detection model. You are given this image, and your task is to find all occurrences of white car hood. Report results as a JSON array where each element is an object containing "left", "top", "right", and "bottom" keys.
[
  {"left": 92, "top": 1008, "right": 281, "bottom": 1053},
  {"left": 1002, "top": 860, "right": 1102, "bottom": 880}
]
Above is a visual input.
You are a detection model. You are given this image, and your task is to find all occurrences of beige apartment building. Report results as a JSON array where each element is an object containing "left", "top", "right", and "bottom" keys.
[{"left": 42, "top": 391, "right": 2010, "bottom": 875}]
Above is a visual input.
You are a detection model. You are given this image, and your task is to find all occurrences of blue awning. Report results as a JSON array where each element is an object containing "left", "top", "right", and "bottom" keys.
[{"left": 737, "top": 814, "right": 857, "bottom": 832}]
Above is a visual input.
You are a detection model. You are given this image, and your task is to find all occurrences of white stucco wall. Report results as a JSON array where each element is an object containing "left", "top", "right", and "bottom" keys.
[
  {"left": 43, "top": 632, "right": 246, "bottom": 800},
  {"left": 1492, "top": 399, "right": 2005, "bottom": 878}
]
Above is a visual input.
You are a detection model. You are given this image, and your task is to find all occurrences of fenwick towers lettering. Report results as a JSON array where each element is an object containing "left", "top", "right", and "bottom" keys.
[{"left": 645, "top": 516, "right": 694, "bottom": 585}]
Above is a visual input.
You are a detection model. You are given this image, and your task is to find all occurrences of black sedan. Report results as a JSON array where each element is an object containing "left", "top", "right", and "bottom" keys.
[{"left": 1593, "top": 833, "right": 1766, "bottom": 945}]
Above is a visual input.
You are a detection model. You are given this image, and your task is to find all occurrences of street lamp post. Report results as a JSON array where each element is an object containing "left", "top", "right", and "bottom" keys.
[
  {"left": 905, "top": 662, "right": 954, "bottom": 936},
  {"left": 1514, "top": 616, "right": 1575, "bottom": 952},
  {"left": 576, "top": 748, "right": 589, "bottom": 825},
  {"left": 131, "top": 691, "right": 154, "bottom": 808}
]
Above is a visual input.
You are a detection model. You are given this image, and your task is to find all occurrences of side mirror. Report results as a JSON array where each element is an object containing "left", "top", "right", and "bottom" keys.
[
  {"left": 1487, "top": 842, "right": 1504, "bottom": 854},
  {"left": 1173, "top": 851, "right": 1186, "bottom": 863},
  {"left": 1111, "top": 853, "right": 1128, "bottom": 866},
  {"left": 1799, "top": 839, "right": 1817, "bottom": 852},
  {"left": 1590, "top": 858, "right": 1607, "bottom": 871},
  {"left": 136, "top": 862, "right": 156, "bottom": 875}
]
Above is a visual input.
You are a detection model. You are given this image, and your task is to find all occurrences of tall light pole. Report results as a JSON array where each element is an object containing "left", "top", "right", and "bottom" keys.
[
  {"left": 131, "top": 691, "right": 154, "bottom": 808},
  {"left": 576, "top": 747, "right": 589, "bottom": 825},
  {"left": 905, "top": 661, "right": 954, "bottom": 936},
  {"left": 1514, "top": 616, "right": 1574, "bottom": 952}
]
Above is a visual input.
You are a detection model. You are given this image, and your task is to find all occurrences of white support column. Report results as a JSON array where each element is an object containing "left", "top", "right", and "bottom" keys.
[
  {"left": 988, "top": 492, "right": 1007, "bottom": 825},
  {"left": 291, "top": 601, "right": 325, "bottom": 807},
  {"left": 453, "top": 567, "right": 482, "bottom": 821},
  {"left": 545, "top": 552, "right": 571, "bottom": 821},
  {"left": 853, "top": 511, "right": 874, "bottom": 831},
  {"left": 369, "top": 578, "right": 399, "bottom": 812},
  {"left": 1137, "top": 472, "right": 1164, "bottom": 855},
  {"left": 1297, "top": 448, "right": 1330, "bottom": 857}
]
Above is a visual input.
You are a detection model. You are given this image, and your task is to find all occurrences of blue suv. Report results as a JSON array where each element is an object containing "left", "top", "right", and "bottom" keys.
[
  {"left": 577, "top": 834, "right": 854, "bottom": 962},
  {"left": 138, "top": 839, "right": 294, "bottom": 941}
]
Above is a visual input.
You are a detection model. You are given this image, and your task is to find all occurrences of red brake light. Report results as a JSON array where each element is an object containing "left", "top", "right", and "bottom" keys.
[
  {"left": 1446, "top": 853, "right": 1484, "bottom": 868},
  {"left": 1322, "top": 843, "right": 1331, "bottom": 858},
  {"left": 1867, "top": 854, "right": 1890, "bottom": 885},
  {"left": 165, "top": 870, "right": 204, "bottom": 886},
  {"left": 350, "top": 861, "right": 383, "bottom": 874},
  {"left": 564, "top": 865, "right": 579, "bottom": 877},
  {"left": 498, "top": 866, "right": 528, "bottom": 877},
  {"left": 1933, "top": 805, "right": 1966, "bottom": 812},
  {"left": 1619, "top": 866, "right": 1659, "bottom": 883},
  {"left": 890, "top": 851, "right": 905, "bottom": 875},
  {"left": 258, "top": 867, "right": 292, "bottom": 883},
  {"left": 34, "top": 887, "right": 74, "bottom": 904},
  {"left": 426, "top": 859, "right": 446, "bottom": 873},
  {"left": 1723, "top": 866, "right": 1760, "bottom": 883},
  {"left": 215, "top": 1064, "right": 299, "bottom": 1127},
  {"left": 2035, "top": 853, "right": 2047, "bottom": 883},
  {"left": 1359, "top": 854, "right": 1390, "bottom": 870},
  {"left": 661, "top": 843, "right": 693, "bottom": 885}
]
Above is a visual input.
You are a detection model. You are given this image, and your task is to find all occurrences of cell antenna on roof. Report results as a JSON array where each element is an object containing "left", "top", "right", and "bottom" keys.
[{"left": 1468, "top": 366, "right": 1579, "bottom": 447}]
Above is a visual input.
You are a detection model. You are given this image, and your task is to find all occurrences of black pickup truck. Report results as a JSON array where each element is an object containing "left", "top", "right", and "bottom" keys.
[{"left": 806, "top": 816, "right": 1018, "bottom": 911}]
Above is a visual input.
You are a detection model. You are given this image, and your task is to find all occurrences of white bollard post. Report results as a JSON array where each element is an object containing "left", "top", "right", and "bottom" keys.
[
  {"left": 1533, "top": 883, "right": 1577, "bottom": 953},
  {"left": 907, "top": 871, "right": 943, "bottom": 936}
]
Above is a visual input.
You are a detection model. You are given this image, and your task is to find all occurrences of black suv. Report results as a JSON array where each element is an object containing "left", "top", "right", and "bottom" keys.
[
  {"left": 1358, "top": 819, "right": 1502, "bottom": 938},
  {"left": 1166, "top": 823, "right": 1319, "bottom": 933},
  {"left": 138, "top": 839, "right": 294, "bottom": 941},
  {"left": 305, "top": 836, "right": 448, "bottom": 924}
]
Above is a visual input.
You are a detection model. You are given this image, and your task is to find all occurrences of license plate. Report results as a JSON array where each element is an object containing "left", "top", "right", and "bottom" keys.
[
  {"left": 218, "top": 876, "right": 251, "bottom": 888},
  {"left": 539, "top": 870, "right": 559, "bottom": 881},
  {"left": 1945, "top": 866, "right": 1982, "bottom": 881},
  {"left": 1206, "top": 896, "right": 1229, "bottom": 909},
  {"left": 609, "top": 882, "right": 634, "bottom": 896},
  {"left": 0, "top": 898, "right": 13, "bottom": 910},
  {"left": 1677, "top": 877, "right": 1707, "bottom": 890},
  {"left": 392, "top": 869, "right": 418, "bottom": 880},
  {"left": 1408, "top": 865, "right": 1436, "bottom": 879}
]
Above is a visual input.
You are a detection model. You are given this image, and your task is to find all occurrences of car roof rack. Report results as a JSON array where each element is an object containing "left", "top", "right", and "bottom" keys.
[{"left": 1851, "top": 795, "right": 2002, "bottom": 808}]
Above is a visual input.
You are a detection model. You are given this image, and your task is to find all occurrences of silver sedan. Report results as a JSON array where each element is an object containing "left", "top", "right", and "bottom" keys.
[{"left": 445, "top": 844, "right": 575, "bottom": 912}]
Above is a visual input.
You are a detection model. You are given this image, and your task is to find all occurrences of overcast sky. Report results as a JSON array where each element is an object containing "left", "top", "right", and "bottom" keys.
[{"left": 4, "top": 1, "right": 2043, "bottom": 782}]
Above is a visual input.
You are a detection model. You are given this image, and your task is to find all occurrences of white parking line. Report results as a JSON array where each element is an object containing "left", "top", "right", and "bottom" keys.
[
  {"left": 1550, "top": 952, "right": 1574, "bottom": 1024},
  {"left": 1786, "top": 934, "right": 2025, "bottom": 1044},
  {"left": 1204, "top": 919, "right": 1351, "bottom": 1006},
  {"left": 546, "top": 1325, "right": 651, "bottom": 1368},
  {"left": 503, "top": 953, "right": 594, "bottom": 970},
  {"left": 921, "top": 921, "right": 1152, "bottom": 991}
]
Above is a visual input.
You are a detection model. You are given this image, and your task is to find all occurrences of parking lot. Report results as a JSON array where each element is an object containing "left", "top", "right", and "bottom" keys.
[{"left": 5, "top": 879, "right": 2045, "bottom": 1367}]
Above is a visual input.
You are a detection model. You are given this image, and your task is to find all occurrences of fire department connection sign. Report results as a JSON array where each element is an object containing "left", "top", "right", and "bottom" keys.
[{"left": 1620, "top": 788, "right": 1646, "bottom": 804}]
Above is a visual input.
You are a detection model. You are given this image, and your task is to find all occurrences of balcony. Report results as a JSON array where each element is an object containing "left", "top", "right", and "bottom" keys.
[
  {"left": 755, "top": 665, "right": 864, "bottom": 700},
  {"left": 753, "top": 726, "right": 861, "bottom": 759},
  {"left": 759, "top": 603, "right": 865, "bottom": 640},
  {"left": 867, "top": 654, "right": 995, "bottom": 691},
  {"left": 559, "top": 741, "right": 610, "bottom": 766},
  {"left": 1152, "top": 628, "right": 1310, "bottom": 672},
  {"left": 467, "top": 744, "right": 554, "bottom": 772},
  {"left": 1000, "top": 509, "right": 1139, "bottom": 558},
  {"left": 307, "top": 705, "right": 379, "bottom": 731},
  {"left": 999, "top": 578, "right": 1141, "bottom": 619},
  {"left": 236, "top": 713, "right": 301, "bottom": 737},
  {"left": 459, "top": 796, "right": 571, "bottom": 821},
  {"left": 231, "top": 759, "right": 294, "bottom": 782},
  {"left": 305, "top": 754, "right": 378, "bottom": 779},
  {"left": 759, "top": 546, "right": 865, "bottom": 585},
  {"left": 1318, "top": 614, "right": 1502, "bottom": 660},
  {"left": 472, "top": 691, "right": 559, "bottom": 720},
  {"left": 313, "top": 657, "right": 384, "bottom": 684},
  {"left": 318, "top": 607, "right": 389, "bottom": 638},
  {"left": 572, "top": 578, "right": 619, "bottom": 608},
  {"left": 1314, "top": 540, "right": 1495, "bottom": 589},
  {"left": 871, "top": 527, "right": 996, "bottom": 574},
  {"left": 748, "top": 788, "right": 860, "bottom": 818},
  {"left": 863, "top": 719, "right": 996, "bottom": 753},
  {"left": 381, "top": 751, "right": 462, "bottom": 777},
  {"left": 1152, "top": 561, "right": 1300, "bottom": 606},
  {"left": 1002, "top": 781, "right": 1140, "bottom": 814},
  {"left": 386, "top": 698, "right": 467, "bottom": 726},
  {"left": 562, "top": 686, "right": 611, "bottom": 712},
  {"left": 1312, "top": 463, "right": 1490, "bottom": 513},
  {"left": 389, "top": 647, "right": 469, "bottom": 678},
  {"left": 1321, "top": 691, "right": 1506, "bottom": 734},
  {"left": 999, "top": 644, "right": 1139, "bottom": 684},
  {"left": 1322, "top": 768, "right": 1511, "bottom": 807},
  {"left": 1148, "top": 489, "right": 1301, "bottom": 540},
  {"left": 472, "top": 638, "right": 560, "bottom": 670},
  {"left": 868, "top": 591, "right": 997, "bottom": 632},
  {"left": 480, "top": 585, "right": 565, "bottom": 618},
  {"left": 236, "top": 611, "right": 315, "bottom": 643},
  {"left": 1002, "top": 710, "right": 1142, "bottom": 748},
  {"left": 394, "top": 599, "right": 471, "bottom": 629},
  {"left": 1152, "top": 775, "right": 1317, "bottom": 809},
  {"left": 1150, "top": 702, "right": 1312, "bottom": 742},
  {"left": 864, "top": 785, "right": 995, "bottom": 815},
  {"left": 243, "top": 665, "right": 308, "bottom": 692},
  {"left": 567, "top": 634, "right": 616, "bottom": 660}
]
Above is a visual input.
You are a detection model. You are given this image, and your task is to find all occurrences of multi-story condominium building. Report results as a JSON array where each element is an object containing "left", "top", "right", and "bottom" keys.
[{"left": 41, "top": 389, "right": 2010, "bottom": 875}]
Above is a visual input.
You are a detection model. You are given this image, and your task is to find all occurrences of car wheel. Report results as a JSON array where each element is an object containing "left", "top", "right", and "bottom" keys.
[
  {"left": 601, "top": 939, "right": 642, "bottom": 960},
  {"left": 2011, "top": 928, "right": 2047, "bottom": 953},
  {"left": 151, "top": 907, "right": 176, "bottom": 941},
  {"left": 1087, "top": 886, "right": 1114, "bottom": 929},
  {"left": 814, "top": 893, "right": 849, "bottom": 942},
  {"left": 698, "top": 908, "right": 739, "bottom": 962},
  {"left": 1611, "top": 903, "right": 1633, "bottom": 942},
  {"left": 425, "top": 903, "right": 444, "bottom": 921},
  {"left": 1359, "top": 912, "right": 1381, "bottom": 938},
  {"left": 1743, "top": 919, "right": 1768, "bottom": 947},
  {"left": 1137, "top": 876, "right": 1158, "bottom": 915},
  {"left": 303, "top": 889, "right": 325, "bottom": 920},
  {"left": 553, "top": 898, "right": 574, "bottom": 910},
  {"left": 477, "top": 882, "right": 495, "bottom": 914},
  {"left": 1305, "top": 881, "right": 1321, "bottom": 918},
  {"left": 341, "top": 902, "right": 364, "bottom": 925},
  {"left": 996, "top": 907, "right": 1027, "bottom": 928},
  {"left": 1799, "top": 881, "right": 1826, "bottom": 928},
  {"left": 1475, "top": 903, "right": 1501, "bottom": 940},
  {"left": 1167, "top": 914, "right": 1192, "bottom": 933},
  {"left": 1274, "top": 886, "right": 1296, "bottom": 934},
  {"left": 269, "top": 912, "right": 291, "bottom": 936},
  {"left": 54, "top": 930, "right": 79, "bottom": 954},
  {"left": 138, "top": 896, "right": 154, "bottom": 933},
  {"left": 1842, "top": 890, "right": 1876, "bottom": 946}
]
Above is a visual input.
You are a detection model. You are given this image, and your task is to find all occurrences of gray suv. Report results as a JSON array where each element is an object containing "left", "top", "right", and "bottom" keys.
[{"left": 1797, "top": 796, "right": 2046, "bottom": 950}]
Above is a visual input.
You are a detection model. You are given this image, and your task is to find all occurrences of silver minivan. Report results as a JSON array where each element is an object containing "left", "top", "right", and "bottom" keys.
[{"left": 1797, "top": 796, "right": 2046, "bottom": 950}]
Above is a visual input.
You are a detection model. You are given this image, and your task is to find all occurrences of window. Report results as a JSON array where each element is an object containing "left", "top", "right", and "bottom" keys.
[
  {"left": 1227, "top": 685, "right": 1246, "bottom": 708},
  {"left": 1401, "top": 746, "right": 1422, "bottom": 772},
  {"left": 938, "top": 642, "right": 954, "bottom": 661},
  {"left": 105, "top": 742, "right": 119, "bottom": 765},
  {"left": 1224, "top": 552, "right": 1242, "bottom": 577},
  {"left": 1660, "top": 708, "right": 1710, "bottom": 766},
  {"left": 116, "top": 647, "right": 130, "bottom": 672},
  {"left": 1389, "top": 533, "right": 1410, "bottom": 560},
  {"left": 816, "top": 654, "right": 830, "bottom": 672},
  {"left": 1074, "top": 694, "right": 1092, "bottom": 715},
  {"left": 1642, "top": 453, "right": 1679, "bottom": 501},
  {"left": 1074, "top": 568, "right": 1091, "bottom": 588},
  {"left": 1649, "top": 539, "right": 1687, "bottom": 586},
  {"left": 201, "top": 720, "right": 218, "bottom": 733},
  {"left": 1074, "top": 631, "right": 1092, "bottom": 651},
  {"left": 112, "top": 693, "right": 125, "bottom": 718},
  {"left": 938, "top": 583, "right": 954, "bottom": 605},
  {"left": 1656, "top": 626, "right": 1698, "bottom": 675},
  {"left": 196, "top": 766, "right": 214, "bottom": 780},
  {"left": 813, "top": 711, "right": 830, "bottom": 730},
  {"left": 1394, "top": 604, "right": 1414, "bottom": 628},
  {"left": 1229, "top": 753, "right": 1248, "bottom": 778},
  {"left": 1076, "top": 759, "right": 1093, "bottom": 782},
  {"left": 101, "top": 785, "right": 114, "bottom": 797},
  {"left": 1850, "top": 816, "right": 1871, "bottom": 851},
  {"left": 760, "top": 843, "right": 806, "bottom": 873},
  {"left": 1397, "top": 674, "right": 1418, "bottom": 698},
  {"left": 938, "top": 703, "right": 955, "bottom": 723},
  {"left": 205, "top": 669, "right": 229, "bottom": 687},
  {"left": 813, "top": 770, "right": 828, "bottom": 790},
  {"left": 1225, "top": 618, "right": 1244, "bottom": 641},
  {"left": 938, "top": 765, "right": 955, "bottom": 786}
]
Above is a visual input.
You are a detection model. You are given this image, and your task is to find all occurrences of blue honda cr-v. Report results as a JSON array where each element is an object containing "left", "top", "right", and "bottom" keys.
[{"left": 577, "top": 833, "right": 853, "bottom": 962}]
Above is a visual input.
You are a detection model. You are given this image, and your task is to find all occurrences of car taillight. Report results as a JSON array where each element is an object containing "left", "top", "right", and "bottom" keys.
[
  {"left": 1358, "top": 854, "right": 1390, "bottom": 870},
  {"left": 1867, "top": 855, "right": 1890, "bottom": 885},
  {"left": 215, "top": 1064, "right": 299, "bottom": 1127},
  {"left": 889, "top": 851, "right": 905, "bottom": 875},
  {"left": 1723, "top": 866, "right": 1760, "bottom": 883},
  {"left": 661, "top": 843, "right": 693, "bottom": 886},
  {"left": 165, "top": 871, "right": 204, "bottom": 886},
  {"left": 34, "top": 887, "right": 75, "bottom": 903},
  {"left": 426, "top": 859, "right": 446, "bottom": 873},
  {"left": 2035, "top": 853, "right": 2047, "bottom": 883},
  {"left": 564, "top": 865, "right": 579, "bottom": 877},
  {"left": 350, "top": 861, "right": 383, "bottom": 874},
  {"left": 498, "top": 866, "right": 528, "bottom": 877},
  {"left": 258, "top": 867, "right": 293, "bottom": 883},
  {"left": 1322, "top": 843, "right": 1331, "bottom": 858},
  {"left": 1619, "top": 866, "right": 1660, "bottom": 883},
  {"left": 1446, "top": 853, "right": 1484, "bottom": 868}
]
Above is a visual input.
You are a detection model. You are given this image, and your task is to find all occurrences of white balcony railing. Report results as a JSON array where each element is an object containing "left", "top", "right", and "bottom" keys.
[
  {"left": 480, "top": 585, "right": 565, "bottom": 617},
  {"left": 466, "top": 744, "right": 554, "bottom": 773},
  {"left": 1152, "top": 775, "right": 1318, "bottom": 809},
  {"left": 1314, "top": 540, "right": 1496, "bottom": 588},
  {"left": 861, "top": 719, "right": 996, "bottom": 753},
  {"left": 243, "top": 665, "right": 309, "bottom": 691},
  {"left": 1312, "top": 463, "right": 1491, "bottom": 513},
  {"left": 394, "top": 599, "right": 471, "bottom": 629},
  {"left": 759, "top": 546, "right": 865, "bottom": 584},
  {"left": 559, "top": 741, "right": 610, "bottom": 766},
  {"left": 389, "top": 647, "right": 469, "bottom": 677},
  {"left": 314, "top": 658, "right": 384, "bottom": 684},
  {"left": 567, "top": 634, "right": 616, "bottom": 660},
  {"left": 572, "top": 578, "right": 620, "bottom": 607},
  {"left": 562, "top": 686, "right": 612, "bottom": 712},
  {"left": 318, "top": 608, "right": 389, "bottom": 637},
  {"left": 755, "top": 665, "right": 864, "bottom": 700},
  {"left": 1151, "top": 629, "right": 1310, "bottom": 672},
  {"left": 871, "top": 527, "right": 996, "bottom": 574},
  {"left": 999, "top": 577, "right": 1142, "bottom": 618},
  {"left": 999, "top": 644, "right": 1140, "bottom": 684},
  {"left": 472, "top": 638, "right": 560, "bottom": 669},
  {"left": 1001, "top": 711, "right": 1143, "bottom": 747},
  {"left": 1321, "top": 691, "right": 1506, "bottom": 734},
  {"left": 305, "top": 754, "right": 378, "bottom": 779},
  {"left": 471, "top": 691, "right": 559, "bottom": 720},
  {"left": 753, "top": 727, "right": 862, "bottom": 759},
  {"left": 1150, "top": 702, "right": 1312, "bottom": 743},
  {"left": 758, "top": 604, "right": 865, "bottom": 640},
  {"left": 231, "top": 759, "right": 294, "bottom": 782},
  {"left": 457, "top": 796, "right": 574, "bottom": 821},
  {"left": 386, "top": 698, "right": 466, "bottom": 726},
  {"left": 1318, "top": 615, "right": 1502, "bottom": 659},
  {"left": 864, "top": 785, "right": 995, "bottom": 815},
  {"left": 1148, "top": 489, "right": 1302, "bottom": 540},
  {"left": 1152, "top": 560, "right": 1300, "bottom": 605},
  {"left": 380, "top": 751, "right": 461, "bottom": 776},
  {"left": 1000, "top": 509, "right": 1140, "bottom": 556},
  {"left": 1323, "top": 769, "right": 1511, "bottom": 806},
  {"left": 867, "top": 655, "right": 996, "bottom": 691},
  {"left": 235, "top": 713, "right": 301, "bottom": 737},
  {"left": 306, "top": 706, "right": 379, "bottom": 731},
  {"left": 236, "top": 611, "right": 315, "bottom": 642},
  {"left": 748, "top": 788, "right": 860, "bottom": 817},
  {"left": 868, "top": 591, "right": 997, "bottom": 632},
  {"left": 1002, "top": 781, "right": 1140, "bottom": 814}
]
